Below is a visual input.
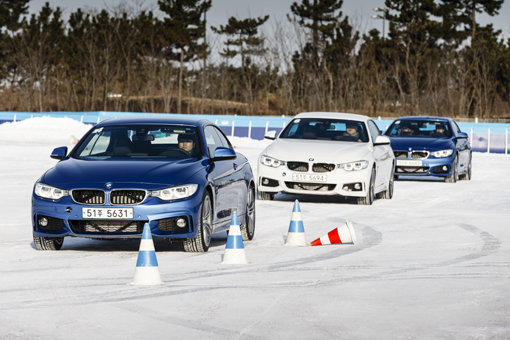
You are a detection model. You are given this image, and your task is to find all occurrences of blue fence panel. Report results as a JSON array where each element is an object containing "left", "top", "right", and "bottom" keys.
[
  {"left": 1, "top": 111, "right": 509, "bottom": 154},
  {"left": 471, "top": 134, "right": 488, "bottom": 153}
]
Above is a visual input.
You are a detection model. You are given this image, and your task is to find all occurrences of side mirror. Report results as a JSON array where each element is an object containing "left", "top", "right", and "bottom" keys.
[
  {"left": 374, "top": 135, "right": 391, "bottom": 146},
  {"left": 212, "top": 147, "right": 236, "bottom": 161},
  {"left": 51, "top": 146, "right": 68, "bottom": 160},
  {"left": 264, "top": 130, "right": 277, "bottom": 140},
  {"left": 457, "top": 132, "right": 468, "bottom": 139}
]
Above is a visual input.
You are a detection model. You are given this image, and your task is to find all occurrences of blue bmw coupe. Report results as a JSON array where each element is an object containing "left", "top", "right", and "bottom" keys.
[
  {"left": 384, "top": 116, "right": 472, "bottom": 182},
  {"left": 32, "top": 117, "right": 255, "bottom": 251}
]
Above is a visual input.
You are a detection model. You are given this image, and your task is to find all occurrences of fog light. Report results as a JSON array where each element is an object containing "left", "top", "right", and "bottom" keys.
[
  {"left": 176, "top": 218, "right": 187, "bottom": 228},
  {"left": 354, "top": 183, "right": 361, "bottom": 190},
  {"left": 263, "top": 178, "right": 269, "bottom": 185},
  {"left": 442, "top": 166, "right": 448, "bottom": 171},
  {"left": 38, "top": 217, "right": 48, "bottom": 227}
]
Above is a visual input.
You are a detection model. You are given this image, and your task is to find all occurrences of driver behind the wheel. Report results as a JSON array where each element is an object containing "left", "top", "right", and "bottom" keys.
[{"left": 178, "top": 133, "right": 195, "bottom": 155}]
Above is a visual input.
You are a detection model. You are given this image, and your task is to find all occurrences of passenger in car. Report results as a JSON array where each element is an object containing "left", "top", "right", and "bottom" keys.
[
  {"left": 433, "top": 125, "right": 447, "bottom": 137},
  {"left": 178, "top": 133, "right": 196, "bottom": 155},
  {"left": 399, "top": 125, "right": 415, "bottom": 136},
  {"left": 345, "top": 123, "right": 362, "bottom": 142}
]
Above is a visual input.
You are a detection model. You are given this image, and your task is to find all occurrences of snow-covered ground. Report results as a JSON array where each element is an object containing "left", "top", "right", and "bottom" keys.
[{"left": 1, "top": 117, "right": 509, "bottom": 339}]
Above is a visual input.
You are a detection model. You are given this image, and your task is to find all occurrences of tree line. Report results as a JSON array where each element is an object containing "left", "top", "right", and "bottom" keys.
[{"left": 0, "top": 0, "right": 509, "bottom": 119}]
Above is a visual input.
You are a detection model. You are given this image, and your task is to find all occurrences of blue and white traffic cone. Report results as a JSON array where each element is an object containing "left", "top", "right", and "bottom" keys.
[
  {"left": 222, "top": 212, "right": 248, "bottom": 264},
  {"left": 131, "top": 223, "right": 163, "bottom": 285},
  {"left": 285, "top": 199, "right": 307, "bottom": 246}
]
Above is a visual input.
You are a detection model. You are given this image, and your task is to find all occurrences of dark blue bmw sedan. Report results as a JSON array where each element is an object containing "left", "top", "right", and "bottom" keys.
[
  {"left": 32, "top": 117, "right": 255, "bottom": 251},
  {"left": 384, "top": 116, "right": 472, "bottom": 182}
]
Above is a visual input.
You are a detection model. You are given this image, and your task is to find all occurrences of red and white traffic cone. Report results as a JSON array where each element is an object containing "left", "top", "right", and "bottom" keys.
[{"left": 310, "top": 219, "right": 357, "bottom": 246}]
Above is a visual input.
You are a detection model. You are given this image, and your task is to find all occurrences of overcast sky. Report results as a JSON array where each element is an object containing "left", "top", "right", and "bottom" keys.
[{"left": 27, "top": 0, "right": 510, "bottom": 39}]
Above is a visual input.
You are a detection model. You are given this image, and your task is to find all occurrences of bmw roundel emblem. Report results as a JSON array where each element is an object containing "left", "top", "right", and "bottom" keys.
[
  {"left": 105, "top": 182, "right": 113, "bottom": 189},
  {"left": 309, "top": 157, "right": 314, "bottom": 161}
]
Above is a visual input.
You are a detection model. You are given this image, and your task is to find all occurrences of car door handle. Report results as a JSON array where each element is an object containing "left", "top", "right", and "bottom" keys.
[{"left": 233, "top": 163, "right": 238, "bottom": 170}]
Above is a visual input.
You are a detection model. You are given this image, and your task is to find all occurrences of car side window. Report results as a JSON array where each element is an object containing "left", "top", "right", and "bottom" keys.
[
  {"left": 452, "top": 121, "right": 461, "bottom": 134},
  {"left": 367, "top": 120, "right": 381, "bottom": 142},
  {"left": 204, "top": 126, "right": 228, "bottom": 156},
  {"left": 214, "top": 126, "right": 233, "bottom": 149}
]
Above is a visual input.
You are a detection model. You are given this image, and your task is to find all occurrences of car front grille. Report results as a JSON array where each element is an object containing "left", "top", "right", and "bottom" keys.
[
  {"left": 72, "top": 190, "right": 105, "bottom": 205},
  {"left": 110, "top": 190, "right": 146, "bottom": 205},
  {"left": 285, "top": 182, "right": 336, "bottom": 191},
  {"left": 69, "top": 220, "right": 146, "bottom": 234},
  {"left": 411, "top": 151, "right": 429, "bottom": 159},
  {"left": 394, "top": 151, "right": 408, "bottom": 159},
  {"left": 312, "top": 163, "right": 335, "bottom": 173},
  {"left": 287, "top": 161, "right": 335, "bottom": 173},
  {"left": 393, "top": 151, "right": 430, "bottom": 159},
  {"left": 287, "top": 162, "right": 308, "bottom": 172}
]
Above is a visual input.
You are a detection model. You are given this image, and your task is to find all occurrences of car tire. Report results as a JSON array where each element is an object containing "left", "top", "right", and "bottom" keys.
[
  {"left": 183, "top": 192, "right": 212, "bottom": 252},
  {"left": 257, "top": 191, "right": 274, "bottom": 200},
  {"left": 459, "top": 155, "right": 472, "bottom": 181},
  {"left": 358, "top": 168, "right": 375, "bottom": 205},
  {"left": 240, "top": 185, "right": 256, "bottom": 241},
  {"left": 381, "top": 165, "right": 394, "bottom": 199},
  {"left": 445, "top": 155, "right": 458, "bottom": 183},
  {"left": 34, "top": 236, "right": 64, "bottom": 250}
]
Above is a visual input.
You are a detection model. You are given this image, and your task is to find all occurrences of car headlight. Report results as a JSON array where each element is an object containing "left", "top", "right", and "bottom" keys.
[
  {"left": 431, "top": 149, "right": 454, "bottom": 158},
  {"left": 260, "top": 155, "right": 286, "bottom": 168},
  {"left": 337, "top": 160, "right": 369, "bottom": 171},
  {"left": 150, "top": 184, "right": 198, "bottom": 201},
  {"left": 34, "top": 183, "right": 69, "bottom": 200}
]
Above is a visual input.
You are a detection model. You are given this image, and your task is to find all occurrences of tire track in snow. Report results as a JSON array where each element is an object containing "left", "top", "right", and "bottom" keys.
[{"left": 0, "top": 222, "right": 500, "bottom": 309}]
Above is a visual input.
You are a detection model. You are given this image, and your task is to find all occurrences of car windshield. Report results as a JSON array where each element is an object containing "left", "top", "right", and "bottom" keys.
[
  {"left": 280, "top": 118, "right": 369, "bottom": 142},
  {"left": 385, "top": 120, "right": 452, "bottom": 138},
  {"left": 73, "top": 125, "right": 201, "bottom": 159}
]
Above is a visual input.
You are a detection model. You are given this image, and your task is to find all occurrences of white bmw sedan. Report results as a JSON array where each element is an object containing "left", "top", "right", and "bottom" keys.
[{"left": 257, "top": 112, "right": 395, "bottom": 205}]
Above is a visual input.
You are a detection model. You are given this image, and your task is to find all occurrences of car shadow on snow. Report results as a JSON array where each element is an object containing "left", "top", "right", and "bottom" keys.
[
  {"left": 269, "top": 192, "right": 355, "bottom": 204},
  {"left": 32, "top": 233, "right": 229, "bottom": 252},
  {"left": 396, "top": 175, "right": 445, "bottom": 182}
]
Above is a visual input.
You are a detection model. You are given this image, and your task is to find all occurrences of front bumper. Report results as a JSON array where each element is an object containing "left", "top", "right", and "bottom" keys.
[
  {"left": 32, "top": 193, "right": 202, "bottom": 239},
  {"left": 394, "top": 155, "right": 455, "bottom": 177},
  {"left": 257, "top": 164, "right": 371, "bottom": 198}
]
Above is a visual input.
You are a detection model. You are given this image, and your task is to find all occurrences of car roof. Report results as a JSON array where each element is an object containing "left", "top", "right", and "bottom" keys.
[
  {"left": 96, "top": 116, "right": 212, "bottom": 127},
  {"left": 395, "top": 116, "right": 452, "bottom": 123},
  {"left": 294, "top": 112, "right": 372, "bottom": 122}
]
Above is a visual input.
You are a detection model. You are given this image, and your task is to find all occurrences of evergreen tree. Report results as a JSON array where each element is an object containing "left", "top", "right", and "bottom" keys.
[
  {"left": 288, "top": 0, "right": 356, "bottom": 110},
  {"left": 212, "top": 15, "right": 269, "bottom": 69},
  {"left": 212, "top": 15, "right": 269, "bottom": 111},
  {"left": 17, "top": 3, "right": 64, "bottom": 111},
  {"left": 0, "top": 0, "right": 29, "bottom": 80},
  {"left": 0, "top": 0, "right": 28, "bottom": 30},
  {"left": 439, "top": 0, "right": 503, "bottom": 42},
  {"left": 158, "top": 0, "right": 211, "bottom": 113},
  {"left": 289, "top": 0, "right": 343, "bottom": 66}
]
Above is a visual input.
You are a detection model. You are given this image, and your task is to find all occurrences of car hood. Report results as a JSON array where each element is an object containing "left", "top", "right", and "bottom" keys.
[
  {"left": 263, "top": 139, "right": 372, "bottom": 162},
  {"left": 41, "top": 157, "right": 208, "bottom": 189},
  {"left": 388, "top": 137, "right": 454, "bottom": 151}
]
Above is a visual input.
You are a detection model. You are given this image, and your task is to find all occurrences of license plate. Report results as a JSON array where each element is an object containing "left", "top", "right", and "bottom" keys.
[
  {"left": 396, "top": 159, "right": 423, "bottom": 166},
  {"left": 291, "top": 173, "right": 327, "bottom": 182},
  {"left": 82, "top": 207, "right": 134, "bottom": 219}
]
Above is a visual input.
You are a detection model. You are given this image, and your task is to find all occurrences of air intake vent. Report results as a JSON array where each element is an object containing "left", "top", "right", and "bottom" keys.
[{"left": 69, "top": 220, "right": 145, "bottom": 234}]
